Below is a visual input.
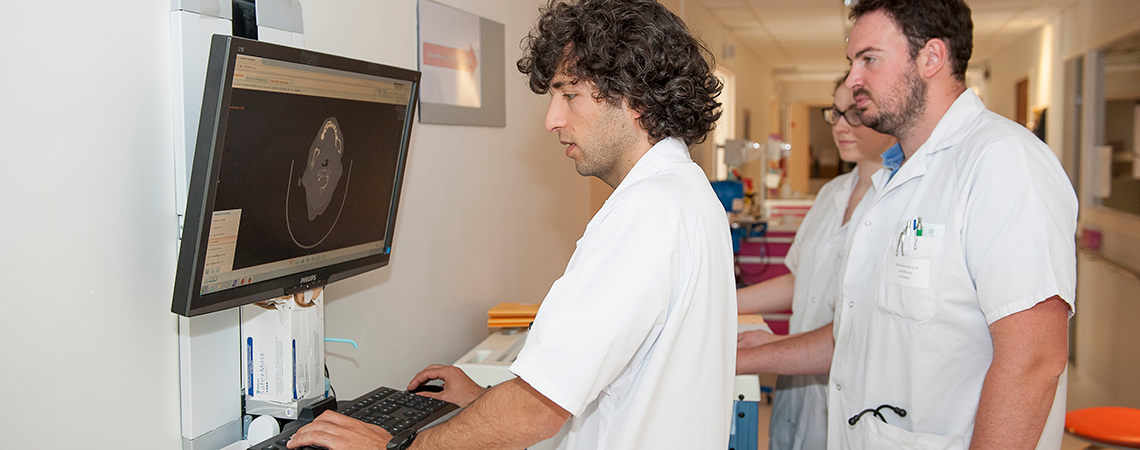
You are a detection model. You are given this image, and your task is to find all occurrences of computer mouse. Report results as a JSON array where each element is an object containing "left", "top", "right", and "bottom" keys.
[{"left": 409, "top": 383, "right": 444, "bottom": 394}]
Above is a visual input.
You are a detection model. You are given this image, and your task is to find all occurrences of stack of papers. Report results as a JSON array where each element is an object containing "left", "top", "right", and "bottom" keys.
[{"left": 487, "top": 302, "right": 540, "bottom": 328}]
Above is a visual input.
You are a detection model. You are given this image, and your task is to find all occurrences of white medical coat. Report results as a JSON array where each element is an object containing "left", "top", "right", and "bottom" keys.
[
  {"left": 510, "top": 137, "right": 736, "bottom": 450},
  {"left": 827, "top": 89, "right": 1078, "bottom": 450},
  {"left": 770, "top": 171, "right": 869, "bottom": 450}
]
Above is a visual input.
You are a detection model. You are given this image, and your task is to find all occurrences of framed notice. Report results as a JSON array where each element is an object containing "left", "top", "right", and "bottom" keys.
[{"left": 417, "top": 0, "right": 506, "bottom": 126}]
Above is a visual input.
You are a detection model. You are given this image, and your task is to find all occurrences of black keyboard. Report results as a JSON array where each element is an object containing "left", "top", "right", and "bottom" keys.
[{"left": 247, "top": 386, "right": 459, "bottom": 450}]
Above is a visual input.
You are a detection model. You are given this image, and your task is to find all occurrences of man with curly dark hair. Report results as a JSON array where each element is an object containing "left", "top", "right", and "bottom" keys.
[
  {"left": 515, "top": 0, "right": 723, "bottom": 150},
  {"left": 287, "top": 1, "right": 736, "bottom": 449}
]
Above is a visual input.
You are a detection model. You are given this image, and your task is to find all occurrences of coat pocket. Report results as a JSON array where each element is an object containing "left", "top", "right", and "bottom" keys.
[
  {"left": 876, "top": 228, "right": 944, "bottom": 322},
  {"left": 861, "top": 418, "right": 964, "bottom": 450}
]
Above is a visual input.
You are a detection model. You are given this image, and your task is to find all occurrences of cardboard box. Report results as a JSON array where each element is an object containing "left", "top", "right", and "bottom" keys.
[{"left": 241, "top": 289, "right": 325, "bottom": 405}]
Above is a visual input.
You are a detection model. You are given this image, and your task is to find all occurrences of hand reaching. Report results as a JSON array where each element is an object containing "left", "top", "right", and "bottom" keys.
[
  {"left": 737, "top": 329, "right": 782, "bottom": 348},
  {"left": 407, "top": 364, "right": 488, "bottom": 408}
]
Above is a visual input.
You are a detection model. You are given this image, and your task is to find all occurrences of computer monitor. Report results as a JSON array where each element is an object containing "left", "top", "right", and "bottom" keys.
[{"left": 172, "top": 35, "right": 421, "bottom": 317}]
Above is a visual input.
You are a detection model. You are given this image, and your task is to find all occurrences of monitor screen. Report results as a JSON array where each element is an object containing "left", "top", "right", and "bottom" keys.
[{"left": 172, "top": 35, "right": 420, "bottom": 317}]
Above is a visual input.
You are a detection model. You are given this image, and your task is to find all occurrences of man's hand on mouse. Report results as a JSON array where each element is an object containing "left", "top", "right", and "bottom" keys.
[
  {"left": 286, "top": 410, "right": 392, "bottom": 450},
  {"left": 407, "top": 364, "right": 488, "bottom": 407}
]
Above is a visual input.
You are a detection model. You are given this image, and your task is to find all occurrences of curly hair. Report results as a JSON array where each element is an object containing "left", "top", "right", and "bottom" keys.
[
  {"left": 850, "top": 0, "right": 973, "bottom": 83},
  {"left": 517, "top": 0, "right": 723, "bottom": 146}
]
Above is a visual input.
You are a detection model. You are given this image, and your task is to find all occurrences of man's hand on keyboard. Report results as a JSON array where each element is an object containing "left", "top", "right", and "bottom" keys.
[
  {"left": 408, "top": 364, "right": 488, "bottom": 408},
  {"left": 286, "top": 410, "right": 392, "bottom": 450}
]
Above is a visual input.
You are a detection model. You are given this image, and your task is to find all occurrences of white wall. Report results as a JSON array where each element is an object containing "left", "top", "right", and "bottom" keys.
[
  {"left": 983, "top": 29, "right": 1044, "bottom": 124},
  {"left": 779, "top": 78, "right": 835, "bottom": 107},
  {"left": 0, "top": 0, "right": 584, "bottom": 448},
  {"left": 1069, "top": 211, "right": 1140, "bottom": 410},
  {"left": 1, "top": 1, "right": 184, "bottom": 447},
  {"left": 982, "top": 19, "right": 1069, "bottom": 161}
]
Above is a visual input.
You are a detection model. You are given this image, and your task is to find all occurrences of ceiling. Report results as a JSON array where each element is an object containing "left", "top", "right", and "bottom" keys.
[
  {"left": 690, "top": 0, "right": 1078, "bottom": 80},
  {"left": 1105, "top": 29, "right": 1140, "bottom": 72}
]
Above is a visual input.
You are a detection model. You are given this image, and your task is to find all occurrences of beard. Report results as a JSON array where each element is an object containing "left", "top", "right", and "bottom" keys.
[
  {"left": 856, "top": 67, "right": 927, "bottom": 138},
  {"left": 571, "top": 103, "right": 637, "bottom": 183}
]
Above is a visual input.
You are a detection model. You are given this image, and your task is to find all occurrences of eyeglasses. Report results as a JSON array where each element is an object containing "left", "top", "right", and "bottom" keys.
[{"left": 822, "top": 106, "right": 862, "bottom": 127}]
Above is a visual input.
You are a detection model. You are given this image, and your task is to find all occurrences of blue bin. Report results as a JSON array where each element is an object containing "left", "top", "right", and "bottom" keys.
[{"left": 710, "top": 180, "right": 744, "bottom": 212}]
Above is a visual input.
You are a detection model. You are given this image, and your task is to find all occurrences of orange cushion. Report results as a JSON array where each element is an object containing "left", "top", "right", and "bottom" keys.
[{"left": 1065, "top": 407, "right": 1140, "bottom": 448}]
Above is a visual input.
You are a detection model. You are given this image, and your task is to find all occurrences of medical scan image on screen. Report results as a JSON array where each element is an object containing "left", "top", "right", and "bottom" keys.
[
  {"left": 299, "top": 117, "right": 346, "bottom": 223},
  {"left": 289, "top": 116, "right": 349, "bottom": 249}
]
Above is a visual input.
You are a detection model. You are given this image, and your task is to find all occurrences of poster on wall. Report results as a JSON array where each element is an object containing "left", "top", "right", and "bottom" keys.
[
  {"left": 417, "top": 0, "right": 505, "bottom": 127},
  {"left": 419, "top": 0, "right": 481, "bottom": 108}
]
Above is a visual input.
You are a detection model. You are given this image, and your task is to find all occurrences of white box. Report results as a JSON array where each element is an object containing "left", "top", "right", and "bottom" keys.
[
  {"left": 241, "top": 289, "right": 325, "bottom": 405},
  {"left": 454, "top": 329, "right": 528, "bottom": 388}
]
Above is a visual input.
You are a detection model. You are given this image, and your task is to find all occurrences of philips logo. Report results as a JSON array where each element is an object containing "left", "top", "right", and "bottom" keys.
[{"left": 300, "top": 275, "right": 317, "bottom": 284}]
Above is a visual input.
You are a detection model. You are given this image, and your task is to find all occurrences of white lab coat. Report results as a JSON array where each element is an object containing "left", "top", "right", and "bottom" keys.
[
  {"left": 770, "top": 170, "right": 869, "bottom": 450},
  {"left": 510, "top": 138, "right": 736, "bottom": 450},
  {"left": 827, "top": 90, "right": 1077, "bottom": 450}
]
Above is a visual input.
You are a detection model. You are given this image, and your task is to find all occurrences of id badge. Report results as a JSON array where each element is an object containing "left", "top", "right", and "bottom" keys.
[{"left": 888, "top": 255, "right": 930, "bottom": 288}]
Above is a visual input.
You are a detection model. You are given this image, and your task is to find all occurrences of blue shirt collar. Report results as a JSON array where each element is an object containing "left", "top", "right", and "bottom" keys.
[{"left": 881, "top": 143, "right": 904, "bottom": 181}]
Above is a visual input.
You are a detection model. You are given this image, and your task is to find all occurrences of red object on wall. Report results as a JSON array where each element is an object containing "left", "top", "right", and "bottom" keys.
[{"left": 1079, "top": 227, "right": 1102, "bottom": 252}]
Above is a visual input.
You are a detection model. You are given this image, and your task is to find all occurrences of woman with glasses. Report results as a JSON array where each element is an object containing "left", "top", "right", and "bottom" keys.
[{"left": 735, "top": 75, "right": 896, "bottom": 450}]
